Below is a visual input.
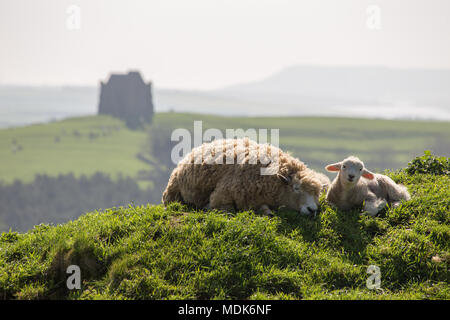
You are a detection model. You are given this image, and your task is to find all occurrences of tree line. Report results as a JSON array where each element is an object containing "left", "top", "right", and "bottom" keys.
[
  {"left": 0, "top": 121, "right": 178, "bottom": 233},
  {"left": 0, "top": 173, "right": 158, "bottom": 232}
]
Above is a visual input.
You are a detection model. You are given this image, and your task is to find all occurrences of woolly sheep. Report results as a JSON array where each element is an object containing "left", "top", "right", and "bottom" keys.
[
  {"left": 325, "top": 156, "right": 411, "bottom": 216},
  {"left": 162, "top": 138, "right": 330, "bottom": 216}
]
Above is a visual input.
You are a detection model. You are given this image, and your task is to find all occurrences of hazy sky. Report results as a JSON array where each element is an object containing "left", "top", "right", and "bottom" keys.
[{"left": 1, "top": 0, "right": 449, "bottom": 90}]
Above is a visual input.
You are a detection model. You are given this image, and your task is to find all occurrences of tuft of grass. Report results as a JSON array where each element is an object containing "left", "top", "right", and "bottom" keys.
[
  {"left": 406, "top": 150, "right": 450, "bottom": 175},
  {"left": 0, "top": 164, "right": 449, "bottom": 300}
]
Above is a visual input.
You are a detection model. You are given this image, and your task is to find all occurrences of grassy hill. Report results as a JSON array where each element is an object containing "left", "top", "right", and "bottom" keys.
[
  {"left": 1, "top": 158, "right": 448, "bottom": 300},
  {"left": 1, "top": 113, "right": 449, "bottom": 186},
  {"left": 0, "top": 115, "right": 148, "bottom": 185}
]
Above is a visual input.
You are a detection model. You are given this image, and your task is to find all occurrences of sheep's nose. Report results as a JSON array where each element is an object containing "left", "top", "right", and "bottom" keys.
[{"left": 348, "top": 175, "right": 355, "bottom": 180}]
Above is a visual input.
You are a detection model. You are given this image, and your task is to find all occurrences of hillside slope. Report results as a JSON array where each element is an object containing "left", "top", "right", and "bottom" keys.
[
  {"left": 153, "top": 113, "right": 450, "bottom": 174},
  {"left": 217, "top": 66, "right": 450, "bottom": 107},
  {"left": 2, "top": 113, "right": 450, "bottom": 186},
  {"left": 0, "top": 115, "right": 148, "bottom": 185},
  {"left": 0, "top": 158, "right": 448, "bottom": 300}
]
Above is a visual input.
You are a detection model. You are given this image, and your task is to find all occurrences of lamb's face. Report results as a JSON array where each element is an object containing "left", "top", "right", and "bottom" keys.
[
  {"left": 325, "top": 156, "right": 375, "bottom": 186},
  {"left": 285, "top": 175, "right": 321, "bottom": 216},
  {"left": 340, "top": 157, "right": 365, "bottom": 185}
]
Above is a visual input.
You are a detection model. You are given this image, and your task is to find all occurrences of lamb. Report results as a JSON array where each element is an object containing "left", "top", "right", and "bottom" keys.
[
  {"left": 325, "top": 156, "right": 411, "bottom": 216},
  {"left": 162, "top": 138, "right": 330, "bottom": 217}
]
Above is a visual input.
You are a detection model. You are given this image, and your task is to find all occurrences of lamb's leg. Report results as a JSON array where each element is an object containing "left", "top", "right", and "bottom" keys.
[
  {"left": 391, "top": 200, "right": 402, "bottom": 208},
  {"left": 363, "top": 198, "right": 387, "bottom": 216},
  {"left": 379, "top": 176, "right": 411, "bottom": 202}
]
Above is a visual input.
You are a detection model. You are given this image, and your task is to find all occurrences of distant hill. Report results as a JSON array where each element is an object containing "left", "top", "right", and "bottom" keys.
[
  {"left": 216, "top": 65, "right": 450, "bottom": 107},
  {"left": 0, "top": 86, "right": 97, "bottom": 128},
  {"left": 2, "top": 66, "right": 450, "bottom": 126},
  {"left": 155, "top": 66, "right": 450, "bottom": 118}
]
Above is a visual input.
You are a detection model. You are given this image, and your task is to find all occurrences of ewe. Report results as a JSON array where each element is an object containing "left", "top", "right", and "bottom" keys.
[
  {"left": 163, "top": 138, "right": 329, "bottom": 217},
  {"left": 325, "top": 156, "right": 410, "bottom": 216}
]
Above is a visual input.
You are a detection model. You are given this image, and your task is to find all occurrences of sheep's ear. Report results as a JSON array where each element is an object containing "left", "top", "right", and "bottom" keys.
[
  {"left": 362, "top": 169, "right": 375, "bottom": 180},
  {"left": 325, "top": 162, "right": 341, "bottom": 172},
  {"left": 277, "top": 173, "right": 291, "bottom": 184}
]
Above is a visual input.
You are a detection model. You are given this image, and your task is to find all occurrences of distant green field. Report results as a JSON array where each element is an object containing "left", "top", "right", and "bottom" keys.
[
  {"left": 0, "top": 115, "right": 148, "bottom": 184},
  {"left": 153, "top": 113, "right": 450, "bottom": 172},
  {"left": 1, "top": 113, "right": 449, "bottom": 185}
]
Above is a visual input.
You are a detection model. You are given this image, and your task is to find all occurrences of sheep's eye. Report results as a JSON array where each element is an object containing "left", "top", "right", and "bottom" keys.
[
  {"left": 360, "top": 168, "right": 362, "bottom": 171},
  {"left": 343, "top": 165, "right": 346, "bottom": 169}
]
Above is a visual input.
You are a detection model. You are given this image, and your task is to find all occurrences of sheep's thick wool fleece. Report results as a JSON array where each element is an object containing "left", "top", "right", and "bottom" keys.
[{"left": 162, "top": 138, "right": 322, "bottom": 210}]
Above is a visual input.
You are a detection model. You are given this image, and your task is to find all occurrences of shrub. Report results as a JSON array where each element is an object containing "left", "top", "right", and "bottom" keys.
[{"left": 406, "top": 151, "right": 449, "bottom": 175}]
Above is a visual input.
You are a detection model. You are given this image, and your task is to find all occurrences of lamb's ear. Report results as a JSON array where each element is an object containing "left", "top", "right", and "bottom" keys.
[
  {"left": 325, "top": 162, "right": 341, "bottom": 172},
  {"left": 362, "top": 169, "right": 375, "bottom": 180},
  {"left": 277, "top": 173, "right": 291, "bottom": 184}
]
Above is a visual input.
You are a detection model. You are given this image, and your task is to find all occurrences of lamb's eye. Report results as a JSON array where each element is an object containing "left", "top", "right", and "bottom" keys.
[
  {"left": 360, "top": 168, "right": 362, "bottom": 171},
  {"left": 343, "top": 165, "right": 346, "bottom": 169}
]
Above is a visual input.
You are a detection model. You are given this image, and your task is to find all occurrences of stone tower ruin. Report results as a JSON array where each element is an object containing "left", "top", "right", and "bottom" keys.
[{"left": 98, "top": 71, "right": 154, "bottom": 129}]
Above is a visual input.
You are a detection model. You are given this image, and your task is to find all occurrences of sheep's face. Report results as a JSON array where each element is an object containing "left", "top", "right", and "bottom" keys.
[
  {"left": 280, "top": 174, "right": 321, "bottom": 216},
  {"left": 326, "top": 156, "right": 375, "bottom": 186}
]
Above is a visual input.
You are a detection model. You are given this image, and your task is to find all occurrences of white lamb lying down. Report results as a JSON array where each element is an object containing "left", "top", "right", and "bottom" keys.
[{"left": 325, "top": 156, "right": 411, "bottom": 216}]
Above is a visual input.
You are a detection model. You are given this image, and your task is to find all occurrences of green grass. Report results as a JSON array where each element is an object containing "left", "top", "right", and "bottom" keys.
[
  {"left": 0, "top": 115, "right": 148, "bottom": 184},
  {"left": 1, "top": 169, "right": 448, "bottom": 300},
  {"left": 153, "top": 113, "right": 450, "bottom": 172},
  {"left": 1, "top": 113, "right": 449, "bottom": 185}
]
